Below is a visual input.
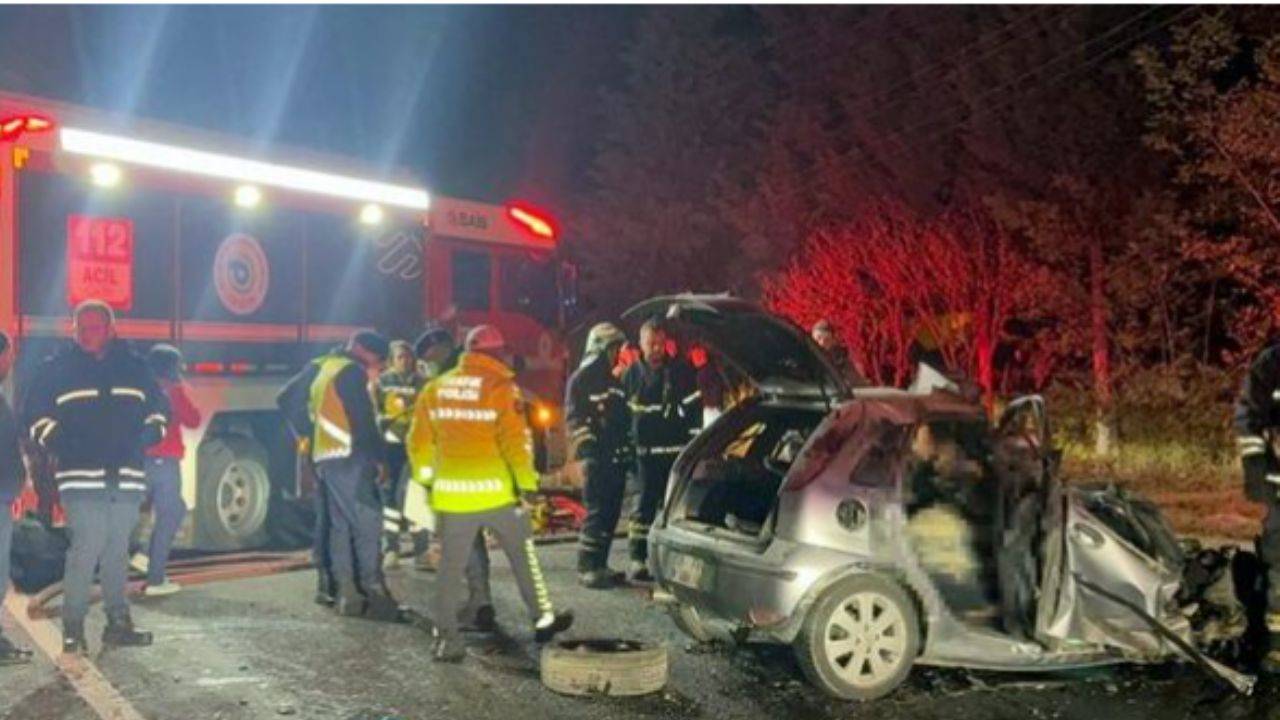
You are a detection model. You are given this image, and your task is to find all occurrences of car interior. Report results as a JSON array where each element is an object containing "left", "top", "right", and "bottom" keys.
[{"left": 671, "top": 403, "right": 825, "bottom": 541}]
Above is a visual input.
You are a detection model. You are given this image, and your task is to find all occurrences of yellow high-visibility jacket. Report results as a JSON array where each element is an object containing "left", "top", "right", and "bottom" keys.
[{"left": 406, "top": 351, "right": 539, "bottom": 513}]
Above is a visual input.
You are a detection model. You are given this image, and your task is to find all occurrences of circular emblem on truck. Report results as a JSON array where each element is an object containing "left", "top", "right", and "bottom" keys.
[{"left": 214, "top": 233, "right": 270, "bottom": 316}]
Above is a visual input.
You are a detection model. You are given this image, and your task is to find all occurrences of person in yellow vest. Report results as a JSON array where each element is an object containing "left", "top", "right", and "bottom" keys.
[
  {"left": 407, "top": 325, "right": 573, "bottom": 662},
  {"left": 304, "top": 331, "right": 397, "bottom": 619}
]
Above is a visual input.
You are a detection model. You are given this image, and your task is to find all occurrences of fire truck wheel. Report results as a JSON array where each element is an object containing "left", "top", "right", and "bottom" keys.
[
  {"left": 195, "top": 436, "right": 272, "bottom": 551},
  {"left": 541, "top": 640, "right": 668, "bottom": 697}
]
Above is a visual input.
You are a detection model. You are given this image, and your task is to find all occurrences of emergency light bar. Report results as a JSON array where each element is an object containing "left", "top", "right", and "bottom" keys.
[{"left": 60, "top": 127, "right": 431, "bottom": 211}]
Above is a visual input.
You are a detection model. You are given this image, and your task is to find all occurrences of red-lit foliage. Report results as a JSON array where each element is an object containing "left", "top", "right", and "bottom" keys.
[{"left": 764, "top": 201, "right": 1052, "bottom": 401}]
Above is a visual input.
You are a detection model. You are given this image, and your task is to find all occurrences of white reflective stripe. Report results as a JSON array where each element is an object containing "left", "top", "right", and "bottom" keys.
[
  {"left": 119, "top": 468, "right": 145, "bottom": 478},
  {"left": 418, "top": 466, "right": 434, "bottom": 481},
  {"left": 570, "top": 426, "right": 592, "bottom": 438},
  {"left": 29, "top": 417, "right": 54, "bottom": 441},
  {"left": 318, "top": 417, "right": 352, "bottom": 445},
  {"left": 58, "top": 481, "right": 108, "bottom": 491},
  {"left": 429, "top": 407, "right": 498, "bottom": 423},
  {"left": 588, "top": 389, "right": 624, "bottom": 402},
  {"left": 1239, "top": 435, "right": 1268, "bottom": 457},
  {"left": 683, "top": 390, "right": 702, "bottom": 404},
  {"left": 111, "top": 387, "right": 146, "bottom": 401},
  {"left": 383, "top": 508, "right": 404, "bottom": 521},
  {"left": 313, "top": 448, "right": 351, "bottom": 461},
  {"left": 642, "top": 445, "right": 684, "bottom": 456},
  {"left": 629, "top": 403, "right": 662, "bottom": 414},
  {"left": 1272, "top": 390, "right": 1280, "bottom": 401},
  {"left": 144, "top": 413, "right": 167, "bottom": 425},
  {"left": 56, "top": 389, "right": 100, "bottom": 405},
  {"left": 1267, "top": 474, "right": 1280, "bottom": 485},
  {"left": 1238, "top": 435, "right": 1266, "bottom": 445},
  {"left": 384, "top": 431, "right": 403, "bottom": 443},
  {"left": 56, "top": 469, "right": 107, "bottom": 479},
  {"left": 37, "top": 420, "right": 59, "bottom": 445},
  {"left": 432, "top": 479, "right": 507, "bottom": 494},
  {"left": 118, "top": 482, "right": 147, "bottom": 491}
]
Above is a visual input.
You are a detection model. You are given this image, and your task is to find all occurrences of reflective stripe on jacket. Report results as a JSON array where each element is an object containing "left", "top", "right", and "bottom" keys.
[
  {"left": 309, "top": 355, "right": 358, "bottom": 462},
  {"left": 406, "top": 351, "right": 538, "bottom": 514}
]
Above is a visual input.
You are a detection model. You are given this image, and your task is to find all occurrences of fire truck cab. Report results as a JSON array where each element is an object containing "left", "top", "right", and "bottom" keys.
[{"left": 0, "top": 91, "right": 573, "bottom": 550}]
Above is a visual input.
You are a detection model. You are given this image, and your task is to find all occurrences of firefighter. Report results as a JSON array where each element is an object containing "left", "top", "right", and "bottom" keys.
[
  {"left": 23, "top": 300, "right": 169, "bottom": 654},
  {"left": 623, "top": 319, "right": 701, "bottom": 582},
  {"left": 0, "top": 331, "right": 33, "bottom": 665},
  {"left": 1235, "top": 343, "right": 1280, "bottom": 672},
  {"left": 566, "top": 322, "right": 631, "bottom": 589},
  {"left": 375, "top": 340, "right": 426, "bottom": 567},
  {"left": 407, "top": 325, "right": 572, "bottom": 662}
]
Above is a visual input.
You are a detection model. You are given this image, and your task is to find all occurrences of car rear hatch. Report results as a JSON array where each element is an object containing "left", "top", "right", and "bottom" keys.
[{"left": 622, "top": 295, "right": 852, "bottom": 407}]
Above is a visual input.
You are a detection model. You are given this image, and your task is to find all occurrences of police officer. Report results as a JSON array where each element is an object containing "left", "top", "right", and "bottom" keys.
[
  {"left": 296, "top": 331, "right": 396, "bottom": 619},
  {"left": 0, "top": 331, "right": 32, "bottom": 665},
  {"left": 407, "top": 325, "right": 572, "bottom": 662},
  {"left": 623, "top": 319, "right": 701, "bottom": 582},
  {"left": 566, "top": 323, "right": 631, "bottom": 589},
  {"left": 1235, "top": 344, "right": 1280, "bottom": 672},
  {"left": 375, "top": 340, "right": 426, "bottom": 566},
  {"left": 23, "top": 300, "right": 169, "bottom": 654}
]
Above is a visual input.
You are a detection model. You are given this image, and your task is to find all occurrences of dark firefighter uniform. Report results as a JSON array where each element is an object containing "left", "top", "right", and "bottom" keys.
[
  {"left": 375, "top": 363, "right": 426, "bottom": 554},
  {"left": 623, "top": 352, "right": 701, "bottom": 573},
  {"left": 1235, "top": 344, "right": 1280, "bottom": 671},
  {"left": 566, "top": 323, "right": 631, "bottom": 587},
  {"left": 23, "top": 338, "right": 169, "bottom": 652}
]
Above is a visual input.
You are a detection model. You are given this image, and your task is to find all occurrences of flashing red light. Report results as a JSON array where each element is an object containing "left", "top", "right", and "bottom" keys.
[
  {"left": 0, "top": 114, "right": 55, "bottom": 143},
  {"left": 228, "top": 361, "right": 254, "bottom": 374},
  {"left": 191, "top": 362, "right": 225, "bottom": 374},
  {"left": 506, "top": 202, "right": 557, "bottom": 241}
]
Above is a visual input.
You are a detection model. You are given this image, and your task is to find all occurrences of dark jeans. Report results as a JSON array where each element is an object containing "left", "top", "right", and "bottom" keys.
[
  {"left": 578, "top": 458, "right": 626, "bottom": 572},
  {"left": 313, "top": 472, "right": 334, "bottom": 590},
  {"left": 629, "top": 453, "right": 677, "bottom": 563},
  {"left": 1260, "top": 498, "right": 1280, "bottom": 639},
  {"left": 144, "top": 457, "right": 186, "bottom": 586},
  {"left": 62, "top": 491, "right": 143, "bottom": 628},
  {"left": 317, "top": 456, "right": 384, "bottom": 597}
]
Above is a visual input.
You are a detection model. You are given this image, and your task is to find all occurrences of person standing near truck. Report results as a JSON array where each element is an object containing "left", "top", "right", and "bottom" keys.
[
  {"left": 140, "top": 344, "right": 202, "bottom": 597},
  {"left": 375, "top": 340, "right": 426, "bottom": 568},
  {"left": 23, "top": 300, "right": 169, "bottom": 654},
  {"left": 0, "top": 331, "right": 33, "bottom": 665}
]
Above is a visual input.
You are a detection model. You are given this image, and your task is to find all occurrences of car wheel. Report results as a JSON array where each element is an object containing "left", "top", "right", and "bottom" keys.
[
  {"left": 541, "top": 639, "right": 668, "bottom": 696},
  {"left": 794, "top": 574, "right": 920, "bottom": 701},
  {"left": 195, "top": 436, "right": 272, "bottom": 550}
]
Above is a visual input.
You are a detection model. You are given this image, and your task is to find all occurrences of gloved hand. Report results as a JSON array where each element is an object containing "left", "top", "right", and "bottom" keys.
[{"left": 1243, "top": 454, "right": 1271, "bottom": 502}]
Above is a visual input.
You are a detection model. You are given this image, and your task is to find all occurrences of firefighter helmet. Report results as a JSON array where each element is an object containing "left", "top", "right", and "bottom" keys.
[{"left": 584, "top": 322, "right": 626, "bottom": 356}]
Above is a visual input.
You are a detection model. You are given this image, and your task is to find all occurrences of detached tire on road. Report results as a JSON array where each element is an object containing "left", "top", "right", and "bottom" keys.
[
  {"left": 541, "top": 640, "right": 668, "bottom": 697},
  {"left": 195, "top": 436, "right": 272, "bottom": 551},
  {"left": 794, "top": 573, "right": 920, "bottom": 702}
]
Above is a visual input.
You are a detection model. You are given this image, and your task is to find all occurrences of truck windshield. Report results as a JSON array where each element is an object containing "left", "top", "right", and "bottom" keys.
[{"left": 499, "top": 254, "right": 558, "bottom": 328}]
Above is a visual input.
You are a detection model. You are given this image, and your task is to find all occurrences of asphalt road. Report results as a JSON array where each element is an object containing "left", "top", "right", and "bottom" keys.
[{"left": 0, "top": 543, "right": 1277, "bottom": 720}]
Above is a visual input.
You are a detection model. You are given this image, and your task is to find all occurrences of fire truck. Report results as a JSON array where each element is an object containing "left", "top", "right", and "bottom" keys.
[{"left": 0, "top": 91, "right": 574, "bottom": 550}]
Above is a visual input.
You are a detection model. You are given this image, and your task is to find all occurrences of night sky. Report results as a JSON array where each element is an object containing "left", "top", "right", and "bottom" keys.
[{"left": 0, "top": 5, "right": 638, "bottom": 207}]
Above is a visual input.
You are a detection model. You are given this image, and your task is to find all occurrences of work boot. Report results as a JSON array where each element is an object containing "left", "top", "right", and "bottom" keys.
[
  {"left": 433, "top": 634, "right": 466, "bottom": 663},
  {"left": 0, "top": 636, "right": 33, "bottom": 666},
  {"left": 315, "top": 574, "right": 337, "bottom": 607},
  {"left": 62, "top": 622, "right": 88, "bottom": 656},
  {"left": 336, "top": 591, "right": 366, "bottom": 618},
  {"left": 458, "top": 604, "right": 497, "bottom": 633},
  {"left": 534, "top": 610, "right": 574, "bottom": 643},
  {"left": 627, "top": 561, "right": 654, "bottom": 584},
  {"left": 102, "top": 616, "right": 153, "bottom": 648},
  {"left": 364, "top": 590, "right": 405, "bottom": 623},
  {"left": 578, "top": 568, "right": 624, "bottom": 590}
]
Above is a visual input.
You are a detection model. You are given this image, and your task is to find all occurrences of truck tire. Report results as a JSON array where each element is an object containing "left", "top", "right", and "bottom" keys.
[
  {"left": 541, "top": 640, "right": 668, "bottom": 697},
  {"left": 195, "top": 436, "right": 272, "bottom": 551},
  {"left": 794, "top": 574, "right": 920, "bottom": 702}
]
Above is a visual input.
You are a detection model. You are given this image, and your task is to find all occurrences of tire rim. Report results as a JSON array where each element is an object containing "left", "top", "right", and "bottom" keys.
[
  {"left": 216, "top": 459, "right": 270, "bottom": 538},
  {"left": 821, "top": 590, "right": 908, "bottom": 689}
]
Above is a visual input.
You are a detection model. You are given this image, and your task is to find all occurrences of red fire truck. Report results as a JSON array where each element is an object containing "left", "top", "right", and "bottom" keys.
[{"left": 0, "top": 91, "right": 574, "bottom": 549}]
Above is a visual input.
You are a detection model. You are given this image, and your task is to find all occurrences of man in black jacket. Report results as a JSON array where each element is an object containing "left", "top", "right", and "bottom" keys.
[
  {"left": 623, "top": 319, "right": 701, "bottom": 582},
  {"left": 567, "top": 323, "right": 631, "bottom": 589},
  {"left": 0, "top": 331, "right": 33, "bottom": 665},
  {"left": 23, "top": 301, "right": 169, "bottom": 654}
]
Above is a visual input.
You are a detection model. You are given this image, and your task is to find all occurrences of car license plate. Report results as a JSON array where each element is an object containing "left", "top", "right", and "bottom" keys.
[{"left": 670, "top": 552, "right": 708, "bottom": 590}]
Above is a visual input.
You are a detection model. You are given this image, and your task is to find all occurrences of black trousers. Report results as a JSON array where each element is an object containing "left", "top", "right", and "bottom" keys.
[
  {"left": 1259, "top": 498, "right": 1280, "bottom": 639},
  {"left": 313, "top": 473, "right": 334, "bottom": 593},
  {"left": 317, "top": 456, "right": 384, "bottom": 597},
  {"left": 629, "top": 453, "right": 678, "bottom": 563},
  {"left": 577, "top": 457, "right": 627, "bottom": 572}
]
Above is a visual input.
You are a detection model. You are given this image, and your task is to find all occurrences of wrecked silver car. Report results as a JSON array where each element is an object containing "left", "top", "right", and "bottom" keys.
[{"left": 627, "top": 295, "right": 1253, "bottom": 701}]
